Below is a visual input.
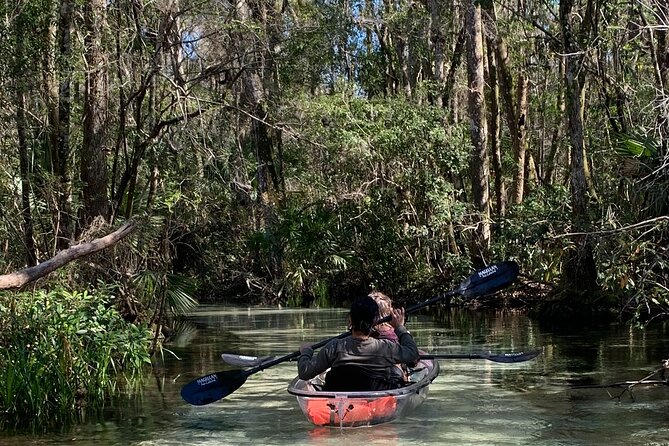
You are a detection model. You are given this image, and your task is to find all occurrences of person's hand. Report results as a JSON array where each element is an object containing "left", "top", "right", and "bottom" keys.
[
  {"left": 389, "top": 307, "right": 405, "bottom": 328},
  {"left": 299, "top": 343, "right": 313, "bottom": 355}
]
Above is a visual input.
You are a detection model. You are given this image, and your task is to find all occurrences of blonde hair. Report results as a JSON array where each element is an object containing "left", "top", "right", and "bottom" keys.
[{"left": 368, "top": 291, "right": 393, "bottom": 320}]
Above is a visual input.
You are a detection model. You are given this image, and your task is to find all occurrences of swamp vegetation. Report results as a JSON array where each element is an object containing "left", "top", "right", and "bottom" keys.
[{"left": 0, "top": 0, "right": 668, "bottom": 428}]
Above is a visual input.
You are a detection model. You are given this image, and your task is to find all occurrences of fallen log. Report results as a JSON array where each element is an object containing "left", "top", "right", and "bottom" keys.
[{"left": 0, "top": 220, "right": 136, "bottom": 290}]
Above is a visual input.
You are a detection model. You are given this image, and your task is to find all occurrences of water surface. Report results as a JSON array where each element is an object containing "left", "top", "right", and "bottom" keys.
[{"left": 2, "top": 306, "right": 669, "bottom": 445}]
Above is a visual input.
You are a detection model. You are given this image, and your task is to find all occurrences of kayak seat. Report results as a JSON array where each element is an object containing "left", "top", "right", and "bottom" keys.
[{"left": 323, "top": 365, "right": 405, "bottom": 391}]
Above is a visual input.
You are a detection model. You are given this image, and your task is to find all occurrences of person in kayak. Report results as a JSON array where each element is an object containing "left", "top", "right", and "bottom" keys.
[
  {"left": 369, "top": 290, "right": 416, "bottom": 380},
  {"left": 297, "top": 295, "right": 419, "bottom": 391}
]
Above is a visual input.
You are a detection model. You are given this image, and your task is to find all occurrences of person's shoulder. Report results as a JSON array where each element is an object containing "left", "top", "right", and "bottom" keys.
[{"left": 375, "top": 337, "right": 399, "bottom": 346}]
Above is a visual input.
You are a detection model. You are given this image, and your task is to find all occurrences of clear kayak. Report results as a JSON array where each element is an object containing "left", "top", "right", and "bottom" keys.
[{"left": 287, "top": 357, "right": 440, "bottom": 428}]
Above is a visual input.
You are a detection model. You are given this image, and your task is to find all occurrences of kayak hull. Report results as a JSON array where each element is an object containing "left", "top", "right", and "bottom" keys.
[{"left": 287, "top": 357, "right": 439, "bottom": 428}]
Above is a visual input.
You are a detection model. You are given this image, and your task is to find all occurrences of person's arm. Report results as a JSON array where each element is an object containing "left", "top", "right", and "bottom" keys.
[
  {"left": 297, "top": 340, "right": 337, "bottom": 380},
  {"left": 389, "top": 307, "right": 419, "bottom": 364}
]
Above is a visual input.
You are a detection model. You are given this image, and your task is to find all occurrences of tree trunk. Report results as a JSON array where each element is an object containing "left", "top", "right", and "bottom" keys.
[
  {"left": 81, "top": 0, "right": 109, "bottom": 224},
  {"left": 56, "top": 0, "right": 74, "bottom": 246},
  {"left": 513, "top": 73, "right": 529, "bottom": 202},
  {"left": 485, "top": 29, "right": 506, "bottom": 218},
  {"left": 429, "top": 0, "right": 446, "bottom": 107},
  {"left": 465, "top": 0, "right": 491, "bottom": 265},
  {"left": 544, "top": 59, "right": 566, "bottom": 185},
  {"left": 43, "top": 1, "right": 74, "bottom": 250},
  {"left": 236, "top": 0, "right": 282, "bottom": 279},
  {"left": 485, "top": 2, "right": 528, "bottom": 205},
  {"left": 444, "top": 26, "right": 466, "bottom": 120},
  {"left": 559, "top": 0, "right": 597, "bottom": 291},
  {"left": 44, "top": 20, "right": 60, "bottom": 176}
]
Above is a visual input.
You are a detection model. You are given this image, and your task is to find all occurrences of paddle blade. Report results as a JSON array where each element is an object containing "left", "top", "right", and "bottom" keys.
[
  {"left": 460, "top": 260, "right": 520, "bottom": 298},
  {"left": 420, "top": 349, "right": 542, "bottom": 363},
  {"left": 485, "top": 349, "right": 542, "bottom": 363},
  {"left": 221, "top": 353, "right": 278, "bottom": 368},
  {"left": 180, "top": 370, "right": 248, "bottom": 406}
]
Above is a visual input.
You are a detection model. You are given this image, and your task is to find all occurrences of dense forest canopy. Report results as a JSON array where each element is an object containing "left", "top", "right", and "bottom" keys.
[{"left": 0, "top": 0, "right": 667, "bottom": 323}]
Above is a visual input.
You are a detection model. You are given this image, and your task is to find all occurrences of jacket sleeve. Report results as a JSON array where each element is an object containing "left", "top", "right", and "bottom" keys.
[
  {"left": 392, "top": 326, "right": 420, "bottom": 364},
  {"left": 297, "top": 340, "right": 337, "bottom": 380}
]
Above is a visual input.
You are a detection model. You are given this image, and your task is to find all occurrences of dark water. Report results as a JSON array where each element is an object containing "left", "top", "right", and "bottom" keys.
[{"left": 2, "top": 305, "right": 669, "bottom": 445}]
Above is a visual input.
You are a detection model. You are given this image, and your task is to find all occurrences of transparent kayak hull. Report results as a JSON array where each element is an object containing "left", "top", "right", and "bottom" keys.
[{"left": 287, "top": 357, "right": 440, "bottom": 428}]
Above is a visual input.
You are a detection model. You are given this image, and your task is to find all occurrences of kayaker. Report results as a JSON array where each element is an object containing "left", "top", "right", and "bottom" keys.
[
  {"left": 297, "top": 295, "right": 420, "bottom": 391},
  {"left": 369, "top": 290, "right": 416, "bottom": 379}
]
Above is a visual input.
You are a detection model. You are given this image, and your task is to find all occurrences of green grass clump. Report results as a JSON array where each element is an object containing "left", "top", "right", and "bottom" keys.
[{"left": 0, "top": 288, "right": 151, "bottom": 428}]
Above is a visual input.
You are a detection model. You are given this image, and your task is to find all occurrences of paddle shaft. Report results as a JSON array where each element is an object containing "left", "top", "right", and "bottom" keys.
[{"left": 222, "top": 348, "right": 541, "bottom": 368}]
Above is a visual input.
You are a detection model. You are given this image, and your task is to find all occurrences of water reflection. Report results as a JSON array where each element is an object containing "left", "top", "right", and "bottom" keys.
[{"left": 2, "top": 306, "right": 669, "bottom": 445}]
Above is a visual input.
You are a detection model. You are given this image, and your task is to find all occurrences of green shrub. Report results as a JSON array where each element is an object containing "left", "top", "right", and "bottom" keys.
[{"left": 0, "top": 288, "right": 151, "bottom": 428}]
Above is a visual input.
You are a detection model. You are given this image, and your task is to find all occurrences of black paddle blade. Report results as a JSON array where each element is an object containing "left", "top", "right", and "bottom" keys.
[
  {"left": 420, "top": 348, "right": 542, "bottom": 363},
  {"left": 486, "top": 349, "right": 542, "bottom": 363},
  {"left": 460, "top": 260, "right": 520, "bottom": 298},
  {"left": 180, "top": 369, "right": 248, "bottom": 406}
]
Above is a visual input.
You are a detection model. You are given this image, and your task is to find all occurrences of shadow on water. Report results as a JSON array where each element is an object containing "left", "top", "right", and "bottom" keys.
[{"left": 2, "top": 305, "right": 669, "bottom": 445}]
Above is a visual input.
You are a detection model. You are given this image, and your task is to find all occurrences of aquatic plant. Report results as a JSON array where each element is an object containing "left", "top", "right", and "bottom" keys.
[{"left": 0, "top": 288, "right": 151, "bottom": 428}]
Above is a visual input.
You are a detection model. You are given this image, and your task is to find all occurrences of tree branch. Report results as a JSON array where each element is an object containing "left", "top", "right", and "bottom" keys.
[
  {"left": 551, "top": 216, "right": 669, "bottom": 238},
  {"left": 0, "top": 221, "right": 136, "bottom": 290}
]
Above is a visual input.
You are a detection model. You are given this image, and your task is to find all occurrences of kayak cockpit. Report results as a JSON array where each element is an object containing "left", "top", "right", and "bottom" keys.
[{"left": 287, "top": 356, "right": 439, "bottom": 428}]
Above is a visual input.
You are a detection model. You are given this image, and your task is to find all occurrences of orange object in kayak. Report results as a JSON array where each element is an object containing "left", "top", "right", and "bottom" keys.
[
  {"left": 305, "top": 395, "right": 397, "bottom": 426},
  {"left": 288, "top": 357, "right": 439, "bottom": 428}
]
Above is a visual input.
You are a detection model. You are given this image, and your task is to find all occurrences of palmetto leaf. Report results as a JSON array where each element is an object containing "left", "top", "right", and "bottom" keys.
[
  {"left": 165, "top": 274, "right": 198, "bottom": 315},
  {"left": 134, "top": 271, "right": 197, "bottom": 316},
  {"left": 615, "top": 132, "right": 659, "bottom": 159}
]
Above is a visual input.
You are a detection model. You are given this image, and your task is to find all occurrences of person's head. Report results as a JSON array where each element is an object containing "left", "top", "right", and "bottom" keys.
[
  {"left": 368, "top": 291, "right": 393, "bottom": 320},
  {"left": 349, "top": 295, "right": 379, "bottom": 335}
]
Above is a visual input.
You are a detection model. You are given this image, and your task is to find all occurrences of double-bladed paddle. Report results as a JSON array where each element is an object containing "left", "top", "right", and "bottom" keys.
[
  {"left": 180, "top": 260, "right": 520, "bottom": 406},
  {"left": 221, "top": 349, "right": 542, "bottom": 368}
]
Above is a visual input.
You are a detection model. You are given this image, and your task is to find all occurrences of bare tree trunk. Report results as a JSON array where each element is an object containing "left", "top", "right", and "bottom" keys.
[
  {"left": 375, "top": 6, "right": 397, "bottom": 97},
  {"left": 498, "top": 47, "right": 527, "bottom": 205},
  {"left": 485, "top": 2, "right": 528, "bottom": 205},
  {"left": 81, "top": 0, "right": 109, "bottom": 224},
  {"left": 236, "top": 0, "right": 282, "bottom": 279},
  {"left": 525, "top": 151, "right": 539, "bottom": 193},
  {"left": 559, "top": 0, "right": 597, "bottom": 291},
  {"left": 465, "top": 0, "right": 491, "bottom": 265},
  {"left": 44, "top": 21, "right": 60, "bottom": 176},
  {"left": 514, "top": 73, "right": 529, "bottom": 201},
  {"left": 486, "top": 34, "right": 506, "bottom": 218},
  {"left": 399, "top": 37, "right": 413, "bottom": 98}
]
